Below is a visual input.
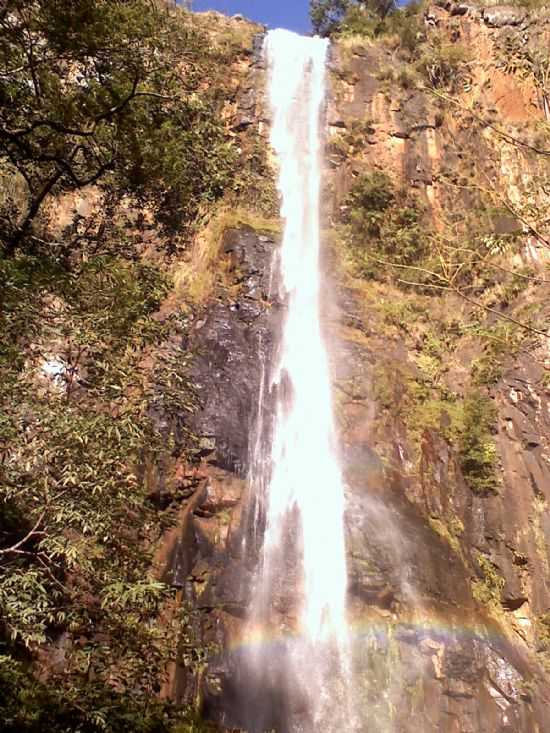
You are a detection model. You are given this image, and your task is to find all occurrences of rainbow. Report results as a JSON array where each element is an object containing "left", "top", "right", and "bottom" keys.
[{"left": 226, "top": 606, "right": 508, "bottom": 655}]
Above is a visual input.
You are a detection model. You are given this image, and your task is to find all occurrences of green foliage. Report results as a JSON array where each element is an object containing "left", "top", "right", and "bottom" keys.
[
  {"left": 494, "top": 27, "right": 550, "bottom": 122},
  {"left": 347, "top": 170, "right": 394, "bottom": 213},
  {"left": 342, "top": 170, "right": 427, "bottom": 279},
  {"left": 372, "top": 310, "right": 501, "bottom": 500},
  {"left": 0, "top": 570, "right": 61, "bottom": 647},
  {"left": 0, "top": 0, "right": 238, "bottom": 254},
  {"left": 340, "top": 168, "right": 532, "bottom": 308},
  {"left": 458, "top": 393, "right": 500, "bottom": 496},
  {"left": 310, "top": 0, "right": 397, "bottom": 36},
  {"left": 0, "top": 3, "right": 264, "bottom": 730},
  {"left": 339, "top": 5, "right": 381, "bottom": 37},
  {"left": 329, "top": 119, "right": 376, "bottom": 159},
  {"left": 0, "top": 652, "right": 215, "bottom": 733},
  {"left": 428, "top": 515, "right": 463, "bottom": 555},
  {"left": 376, "top": 298, "right": 424, "bottom": 329},
  {"left": 382, "top": 3, "right": 424, "bottom": 54},
  {"left": 0, "top": 246, "right": 202, "bottom": 726},
  {"left": 470, "top": 322, "right": 525, "bottom": 386},
  {"left": 232, "top": 134, "right": 279, "bottom": 218},
  {"left": 416, "top": 39, "right": 472, "bottom": 89},
  {"left": 312, "top": 0, "right": 423, "bottom": 53},
  {"left": 311, "top": 0, "right": 354, "bottom": 35},
  {"left": 472, "top": 552, "right": 505, "bottom": 613},
  {"left": 537, "top": 613, "right": 550, "bottom": 649}
]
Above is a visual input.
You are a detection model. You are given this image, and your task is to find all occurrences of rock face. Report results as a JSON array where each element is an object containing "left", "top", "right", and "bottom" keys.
[
  {"left": 320, "top": 3, "right": 550, "bottom": 729},
  {"left": 158, "top": 224, "right": 282, "bottom": 705},
  {"left": 329, "top": 304, "right": 550, "bottom": 731},
  {"left": 157, "top": 6, "right": 550, "bottom": 732},
  {"left": 189, "top": 227, "right": 278, "bottom": 475}
]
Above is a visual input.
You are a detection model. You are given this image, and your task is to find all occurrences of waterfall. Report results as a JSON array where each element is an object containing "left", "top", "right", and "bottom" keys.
[
  {"left": 262, "top": 27, "right": 347, "bottom": 647},
  {"left": 243, "top": 29, "right": 353, "bottom": 732}
]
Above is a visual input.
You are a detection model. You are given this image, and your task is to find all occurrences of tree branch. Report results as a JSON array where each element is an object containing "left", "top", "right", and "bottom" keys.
[
  {"left": 93, "top": 75, "right": 140, "bottom": 123},
  {"left": 3, "top": 120, "right": 97, "bottom": 139},
  {"left": 450, "top": 286, "right": 548, "bottom": 337},
  {"left": 5, "top": 167, "right": 64, "bottom": 255},
  {"left": 423, "top": 86, "right": 550, "bottom": 157},
  {"left": 0, "top": 510, "right": 46, "bottom": 556},
  {"left": 368, "top": 255, "right": 548, "bottom": 337}
]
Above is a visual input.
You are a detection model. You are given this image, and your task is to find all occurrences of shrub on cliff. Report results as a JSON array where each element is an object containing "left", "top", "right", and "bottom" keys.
[
  {"left": 0, "top": 250, "right": 212, "bottom": 721},
  {"left": 416, "top": 38, "right": 472, "bottom": 88},
  {"left": 311, "top": 0, "right": 423, "bottom": 53},
  {"left": 458, "top": 393, "right": 500, "bottom": 496},
  {"left": 342, "top": 170, "right": 428, "bottom": 279}
]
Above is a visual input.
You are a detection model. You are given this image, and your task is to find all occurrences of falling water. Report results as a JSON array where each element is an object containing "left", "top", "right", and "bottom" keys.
[
  {"left": 244, "top": 29, "right": 352, "bottom": 732},
  {"left": 262, "top": 27, "right": 347, "bottom": 645}
]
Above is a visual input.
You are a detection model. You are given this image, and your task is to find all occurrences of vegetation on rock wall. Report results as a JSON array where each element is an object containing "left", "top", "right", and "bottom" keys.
[
  {"left": 2, "top": 0, "right": 549, "bottom": 727},
  {"left": 342, "top": 170, "right": 427, "bottom": 277},
  {"left": 458, "top": 394, "right": 500, "bottom": 496},
  {"left": 310, "top": 0, "right": 420, "bottom": 38},
  {"left": 311, "top": 0, "right": 550, "bottom": 39},
  {"left": 327, "top": 0, "right": 550, "bottom": 661}
]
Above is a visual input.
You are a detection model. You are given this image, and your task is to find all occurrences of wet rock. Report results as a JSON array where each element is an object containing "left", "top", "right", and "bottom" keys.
[
  {"left": 189, "top": 226, "right": 279, "bottom": 474},
  {"left": 232, "top": 116, "right": 254, "bottom": 131},
  {"left": 252, "top": 32, "right": 266, "bottom": 59}
]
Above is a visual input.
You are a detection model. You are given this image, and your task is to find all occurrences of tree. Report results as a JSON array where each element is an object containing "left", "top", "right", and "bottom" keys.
[
  {"left": 0, "top": 0, "right": 234, "bottom": 256},
  {"left": 0, "top": 2, "right": 241, "bottom": 728},
  {"left": 310, "top": 0, "right": 396, "bottom": 36},
  {"left": 310, "top": 0, "right": 351, "bottom": 36}
]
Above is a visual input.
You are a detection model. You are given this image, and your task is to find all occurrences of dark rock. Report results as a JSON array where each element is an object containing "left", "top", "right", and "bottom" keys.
[
  {"left": 450, "top": 3, "right": 470, "bottom": 16},
  {"left": 502, "top": 595, "right": 528, "bottom": 611},
  {"left": 189, "top": 226, "right": 278, "bottom": 475},
  {"left": 252, "top": 32, "right": 266, "bottom": 58},
  {"left": 232, "top": 116, "right": 254, "bottom": 132},
  {"left": 239, "top": 88, "right": 256, "bottom": 112}
]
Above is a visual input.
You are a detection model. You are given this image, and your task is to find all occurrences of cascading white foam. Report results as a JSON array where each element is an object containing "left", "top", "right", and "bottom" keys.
[
  {"left": 240, "top": 28, "right": 356, "bottom": 733},
  {"left": 261, "top": 28, "right": 349, "bottom": 644}
]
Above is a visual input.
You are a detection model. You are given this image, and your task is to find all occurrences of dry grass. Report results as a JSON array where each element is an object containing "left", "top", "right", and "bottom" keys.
[
  {"left": 190, "top": 9, "right": 262, "bottom": 59},
  {"left": 174, "top": 204, "right": 280, "bottom": 304}
]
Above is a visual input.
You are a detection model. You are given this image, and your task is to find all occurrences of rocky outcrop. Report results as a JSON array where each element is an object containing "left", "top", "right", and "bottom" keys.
[
  {"left": 482, "top": 5, "right": 527, "bottom": 27},
  {"left": 189, "top": 227, "right": 278, "bottom": 474},
  {"left": 328, "top": 285, "right": 550, "bottom": 730},
  {"left": 155, "top": 224, "right": 281, "bottom": 706}
]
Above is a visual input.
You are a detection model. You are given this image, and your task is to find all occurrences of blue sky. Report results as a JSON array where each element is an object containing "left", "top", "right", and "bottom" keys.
[{"left": 190, "top": 0, "right": 311, "bottom": 33}]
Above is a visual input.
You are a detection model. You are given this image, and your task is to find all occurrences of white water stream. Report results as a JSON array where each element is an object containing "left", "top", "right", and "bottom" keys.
[
  {"left": 262, "top": 28, "right": 348, "bottom": 645},
  {"left": 245, "top": 29, "right": 353, "bottom": 731}
]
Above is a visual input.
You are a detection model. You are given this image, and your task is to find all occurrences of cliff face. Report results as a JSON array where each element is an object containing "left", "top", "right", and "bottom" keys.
[
  {"left": 326, "top": 4, "right": 550, "bottom": 729},
  {"left": 320, "top": 4, "right": 550, "bottom": 729},
  {"left": 3, "top": 3, "right": 550, "bottom": 732},
  {"left": 170, "top": 5, "right": 550, "bottom": 732}
]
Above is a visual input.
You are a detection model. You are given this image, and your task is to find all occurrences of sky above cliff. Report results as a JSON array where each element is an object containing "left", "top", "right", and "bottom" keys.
[{"left": 191, "top": 0, "right": 311, "bottom": 33}]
